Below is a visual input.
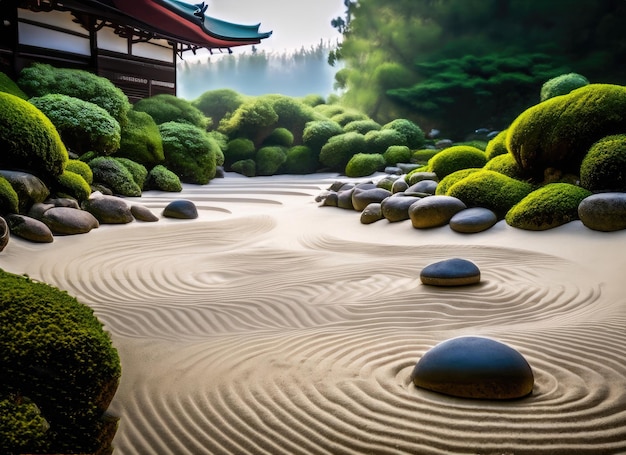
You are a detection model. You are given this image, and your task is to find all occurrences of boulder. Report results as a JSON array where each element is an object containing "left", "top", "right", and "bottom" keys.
[
  {"left": 578, "top": 192, "right": 626, "bottom": 231},
  {"left": 409, "top": 196, "right": 466, "bottom": 229},
  {"left": 391, "top": 178, "right": 409, "bottom": 194},
  {"left": 131, "top": 204, "right": 159, "bottom": 222},
  {"left": 420, "top": 258, "right": 480, "bottom": 286},
  {"left": 449, "top": 207, "right": 498, "bottom": 233},
  {"left": 5, "top": 214, "right": 54, "bottom": 243},
  {"left": 337, "top": 188, "right": 355, "bottom": 210},
  {"left": 0, "top": 170, "right": 49, "bottom": 213},
  {"left": 40, "top": 207, "right": 99, "bottom": 235},
  {"left": 407, "top": 179, "right": 439, "bottom": 195},
  {"left": 381, "top": 195, "right": 421, "bottom": 222},
  {"left": 360, "top": 203, "right": 383, "bottom": 224},
  {"left": 411, "top": 336, "right": 534, "bottom": 399},
  {"left": 163, "top": 200, "right": 198, "bottom": 219},
  {"left": 320, "top": 192, "right": 338, "bottom": 207},
  {"left": 352, "top": 187, "right": 392, "bottom": 212},
  {"left": 407, "top": 171, "right": 438, "bottom": 186},
  {"left": 82, "top": 195, "right": 134, "bottom": 224}
]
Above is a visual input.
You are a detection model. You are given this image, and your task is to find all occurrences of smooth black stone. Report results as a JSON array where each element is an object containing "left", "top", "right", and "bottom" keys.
[{"left": 420, "top": 257, "right": 480, "bottom": 286}]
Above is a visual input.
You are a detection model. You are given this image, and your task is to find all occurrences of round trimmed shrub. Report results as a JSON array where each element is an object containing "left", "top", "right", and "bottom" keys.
[
  {"left": 383, "top": 145, "right": 411, "bottom": 166},
  {"left": 145, "top": 165, "right": 182, "bottom": 192},
  {"left": 302, "top": 119, "right": 344, "bottom": 152},
  {"left": 507, "top": 84, "right": 626, "bottom": 181},
  {"left": 65, "top": 159, "right": 93, "bottom": 185},
  {"left": 0, "top": 176, "right": 19, "bottom": 214},
  {"left": 446, "top": 170, "right": 534, "bottom": 218},
  {"left": 0, "top": 92, "right": 68, "bottom": 179},
  {"left": 412, "top": 149, "right": 440, "bottom": 165},
  {"left": 485, "top": 129, "right": 509, "bottom": 161},
  {"left": 231, "top": 159, "right": 256, "bottom": 177},
  {"left": 428, "top": 145, "right": 487, "bottom": 179},
  {"left": 255, "top": 146, "right": 287, "bottom": 176},
  {"left": 281, "top": 145, "right": 318, "bottom": 174},
  {"left": 319, "top": 132, "right": 366, "bottom": 171},
  {"left": 192, "top": 88, "right": 245, "bottom": 126},
  {"left": 116, "top": 109, "right": 164, "bottom": 167},
  {"left": 364, "top": 128, "right": 405, "bottom": 154},
  {"left": 313, "top": 103, "right": 345, "bottom": 118},
  {"left": 30, "top": 94, "right": 121, "bottom": 155},
  {"left": 54, "top": 170, "right": 91, "bottom": 202},
  {"left": 331, "top": 110, "right": 369, "bottom": 126},
  {"left": 0, "top": 269, "right": 121, "bottom": 454},
  {"left": 580, "top": 135, "right": 626, "bottom": 192},
  {"left": 224, "top": 137, "right": 256, "bottom": 168},
  {"left": 435, "top": 168, "right": 481, "bottom": 196},
  {"left": 505, "top": 183, "right": 591, "bottom": 230},
  {"left": 540, "top": 73, "right": 589, "bottom": 102},
  {"left": 0, "top": 395, "right": 49, "bottom": 454},
  {"left": 381, "top": 118, "right": 425, "bottom": 149},
  {"left": 343, "top": 119, "right": 381, "bottom": 134},
  {"left": 345, "top": 153, "right": 386, "bottom": 177},
  {"left": 115, "top": 158, "right": 148, "bottom": 189},
  {"left": 262, "top": 127, "right": 294, "bottom": 147},
  {"left": 133, "top": 94, "right": 208, "bottom": 128},
  {"left": 484, "top": 153, "right": 524, "bottom": 179},
  {"left": 159, "top": 122, "right": 217, "bottom": 184},
  {"left": 89, "top": 156, "right": 142, "bottom": 196}
]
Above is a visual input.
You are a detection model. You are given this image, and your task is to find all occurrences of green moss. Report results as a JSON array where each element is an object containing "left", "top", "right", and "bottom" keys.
[
  {"left": 159, "top": 122, "right": 217, "bottom": 184},
  {"left": 145, "top": 165, "right": 182, "bottom": 192},
  {"left": 231, "top": 159, "right": 256, "bottom": 177},
  {"left": 580, "top": 134, "right": 626, "bottom": 192},
  {"left": 281, "top": 145, "right": 318, "bottom": 174},
  {"left": 331, "top": 110, "right": 369, "bottom": 126},
  {"left": 0, "top": 92, "right": 68, "bottom": 179},
  {"left": 302, "top": 119, "right": 343, "bottom": 152},
  {"left": 485, "top": 129, "right": 509, "bottom": 161},
  {"left": 428, "top": 145, "right": 487, "bottom": 179},
  {"left": 343, "top": 119, "right": 382, "bottom": 134},
  {"left": 411, "top": 149, "right": 440, "bottom": 165},
  {"left": 30, "top": 94, "right": 121, "bottom": 155},
  {"left": 0, "top": 269, "right": 120, "bottom": 454},
  {"left": 133, "top": 94, "right": 208, "bottom": 129},
  {"left": 89, "top": 156, "right": 142, "bottom": 196},
  {"left": 383, "top": 145, "right": 412, "bottom": 166},
  {"left": 256, "top": 146, "right": 287, "bottom": 176},
  {"left": 0, "top": 176, "right": 19, "bottom": 215},
  {"left": 434, "top": 168, "right": 481, "bottom": 195},
  {"left": 192, "top": 88, "right": 244, "bottom": 126},
  {"left": 65, "top": 159, "right": 93, "bottom": 185},
  {"left": 262, "top": 127, "right": 294, "bottom": 147},
  {"left": 506, "top": 183, "right": 591, "bottom": 230},
  {"left": 0, "top": 395, "right": 49, "bottom": 454},
  {"left": 115, "top": 158, "right": 148, "bottom": 189},
  {"left": 116, "top": 109, "right": 164, "bottom": 167},
  {"left": 364, "top": 128, "right": 405, "bottom": 154},
  {"left": 446, "top": 170, "right": 534, "bottom": 218},
  {"left": 54, "top": 170, "right": 91, "bottom": 202},
  {"left": 0, "top": 72, "right": 27, "bottom": 99},
  {"left": 484, "top": 152, "right": 524, "bottom": 179},
  {"left": 345, "top": 153, "right": 386, "bottom": 177},
  {"left": 224, "top": 137, "right": 256, "bottom": 167},
  {"left": 319, "top": 132, "right": 366, "bottom": 171},
  {"left": 540, "top": 73, "right": 589, "bottom": 101},
  {"left": 507, "top": 84, "right": 626, "bottom": 181},
  {"left": 381, "top": 118, "right": 425, "bottom": 149}
]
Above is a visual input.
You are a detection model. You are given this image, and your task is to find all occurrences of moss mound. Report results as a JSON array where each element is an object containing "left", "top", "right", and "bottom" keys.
[
  {"left": 145, "top": 165, "right": 182, "bottom": 192},
  {"left": 159, "top": 122, "right": 217, "bottom": 184},
  {"left": 485, "top": 129, "right": 509, "bottom": 161},
  {"left": 255, "top": 146, "right": 287, "bottom": 176},
  {"left": 224, "top": 138, "right": 256, "bottom": 168},
  {"left": 446, "top": 170, "right": 534, "bottom": 218},
  {"left": 484, "top": 153, "right": 524, "bottom": 179},
  {"left": 507, "top": 84, "right": 626, "bottom": 181},
  {"left": 116, "top": 109, "right": 164, "bottom": 167},
  {"left": 262, "top": 127, "right": 294, "bottom": 147},
  {"left": 345, "top": 153, "right": 386, "bottom": 177},
  {"left": 540, "top": 73, "right": 589, "bottom": 101},
  {"left": 580, "top": 134, "right": 626, "bottom": 192},
  {"left": 65, "top": 159, "right": 93, "bottom": 185},
  {"left": 0, "top": 269, "right": 120, "bottom": 454},
  {"left": 134, "top": 94, "right": 208, "bottom": 129},
  {"left": 428, "top": 145, "right": 487, "bottom": 179},
  {"left": 54, "top": 170, "right": 92, "bottom": 202},
  {"left": 506, "top": 183, "right": 592, "bottom": 230},
  {"left": 281, "top": 145, "right": 318, "bottom": 174},
  {"left": 89, "top": 156, "right": 142, "bottom": 196},
  {"left": 0, "top": 176, "right": 19, "bottom": 215},
  {"left": 434, "top": 168, "right": 481, "bottom": 196},
  {"left": 0, "top": 72, "right": 27, "bottom": 99},
  {"left": 383, "top": 145, "right": 411, "bottom": 166},
  {"left": 231, "top": 159, "right": 256, "bottom": 177},
  {"left": 319, "top": 132, "right": 366, "bottom": 171},
  {"left": 302, "top": 119, "right": 343, "bottom": 152}
]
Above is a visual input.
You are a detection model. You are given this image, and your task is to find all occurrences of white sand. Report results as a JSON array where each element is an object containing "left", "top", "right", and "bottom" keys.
[{"left": 1, "top": 173, "right": 625, "bottom": 454}]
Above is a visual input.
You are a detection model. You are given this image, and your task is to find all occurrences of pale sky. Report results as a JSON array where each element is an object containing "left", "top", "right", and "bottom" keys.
[{"left": 200, "top": 0, "right": 346, "bottom": 53}]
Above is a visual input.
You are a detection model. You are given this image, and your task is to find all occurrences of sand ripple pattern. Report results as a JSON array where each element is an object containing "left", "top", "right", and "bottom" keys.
[{"left": 8, "top": 177, "right": 625, "bottom": 454}]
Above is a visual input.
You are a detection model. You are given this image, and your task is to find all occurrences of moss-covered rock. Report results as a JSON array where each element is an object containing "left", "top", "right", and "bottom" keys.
[
  {"left": 0, "top": 72, "right": 28, "bottom": 99},
  {"left": 0, "top": 92, "right": 68, "bottom": 179},
  {"left": 485, "top": 129, "right": 509, "bottom": 161},
  {"left": 412, "top": 149, "right": 440, "bottom": 165},
  {"left": 364, "top": 128, "right": 405, "bottom": 154},
  {"left": 255, "top": 146, "right": 287, "bottom": 176},
  {"left": 115, "top": 158, "right": 148, "bottom": 190},
  {"left": 89, "top": 156, "right": 142, "bottom": 196},
  {"left": 345, "top": 153, "right": 386, "bottom": 177},
  {"left": 428, "top": 145, "right": 487, "bottom": 179},
  {"left": 0, "top": 176, "right": 19, "bottom": 215},
  {"left": 505, "top": 183, "right": 591, "bottom": 230},
  {"left": 580, "top": 134, "right": 626, "bottom": 192},
  {"left": 0, "top": 269, "right": 120, "bottom": 454},
  {"left": 302, "top": 119, "right": 344, "bottom": 152},
  {"left": 383, "top": 145, "right": 412, "bottom": 166},
  {"left": 484, "top": 153, "right": 524, "bottom": 179},
  {"left": 446, "top": 170, "right": 534, "bottom": 218},
  {"left": 381, "top": 118, "right": 425, "bottom": 149},
  {"left": 507, "top": 84, "right": 626, "bottom": 181},
  {"left": 54, "top": 170, "right": 91, "bottom": 202},
  {"left": 159, "top": 122, "right": 217, "bottom": 184},
  {"left": 0, "top": 395, "right": 49, "bottom": 454},
  {"left": 281, "top": 145, "right": 318, "bottom": 174},
  {"left": 343, "top": 119, "right": 381, "bottom": 135},
  {"left": 262, "top": 127, "right": 294, "bottom": 147},
  {"left": 231, "top": 159, "right": 256, "bottom": 177},
  {"left": 319, "top": 132, "right": 366, "bottom": 171},
  {"left": 224, "top": 137, "right": 256, "bottom": 168},
  {"left": 145, "top": 165, "right": 182, "bottom": 192},
  {"left": 540, "top": 73, "right": 589, "bottom": 102},
  {"left": 116, "top": 109, "right": 164, "bottom": 167},
  {"left": 133, "top": 93, "right": 208, "bottom": 129},
  {"left": 65, "top": 159, "right": 93, "bottom": 185},
  {"left": 192, "top": 88, "right": 244, "bottom": 126}
]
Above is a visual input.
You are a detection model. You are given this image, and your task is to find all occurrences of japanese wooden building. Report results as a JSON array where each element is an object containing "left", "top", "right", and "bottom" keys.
[{"left": 0, "top": 0, "right": 271, "bottom": 101}]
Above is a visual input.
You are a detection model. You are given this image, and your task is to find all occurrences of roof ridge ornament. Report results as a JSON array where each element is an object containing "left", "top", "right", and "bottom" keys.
[{"left": 194, "top": 2, "right": 208, "bottom": 18}]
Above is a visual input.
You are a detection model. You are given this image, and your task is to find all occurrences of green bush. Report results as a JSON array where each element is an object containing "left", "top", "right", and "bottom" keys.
[
  {"left": 302, "top": 119, "right": 344, "bottom": 152},
  {"left": 115, "top": 158, "right": 148, "bottom": 189},
  {"left": 428, "top": 145, "right": 487, "bottom": 179},
  {"left": 0, "top": 395, "right": 49, "bottom": 454},
  {"left": 18, "top": 63, "right": 130, "bottom": 126},
  {"left": 435, "top": 168, "right": 481, "bottom": 196},
  {"left": 0, "top": 269, "right": 120, "bottom": 454},
  {"left": 192, "top": 88, "right": 245, "bottom": 126},
  {"left": 319, "top": 132, "right": 367, "bottom": 171},
  {"left": 484, "top": 153, "right": 524, "bottom": 179},
  {"left": 89, "top": 156, "right": 142, "bottom": 196},
  {"left": 134, "top": 94, "right": 208, "bottom": 129},
  {"left": 343, "top": 119, "right": 381, "bottom": 134},
  {"left": 540, "top": 73, "right": 590, "bottom": 101},
  {"left": 445, "top": 170, "right": 534, "bottom": 218},
  {"left": 345, "top": 153, "right": 386, "bottom": 177},
  {"left": 54, "top": 170, "right": 91, "bottom": 202},
  {"left": 0, "top": 72, "right": 27, "bottom": 99},
  {"left": 281, "top": 145, "right": 318, "bottom": 174},
  {"left": 580, "top": 135, "right": 626, "bottom": 192},
  {"left": 0, "top": 92, "right": 68, "bottom": 179},
  {"left": 383, "top": 145, "right": 412, "bottom": 166},
  {"left": 224, "top": 137, "right": 256, "bottom": 168},
  {"left": 507, "top": 84, "right": 626, "bottom": 181},
  {"left": 65, "top": 159, "right": 93, "bottom": 185},
  {"left": 145, "top": 164, "right": 182, "bottom": 192},
  {"left": 116, "top": 109, "right": 164, "bottom": 167},
  {"left": 412, "top": 149, "right": 440, "bottom": 165},
  {"left": 159, "top": 122, "right": 217, "bottom": 184},
  {"left": 262, "top": 127, "right": 294, "bottom": 147},
  {"left": 231, "top": 159, "right": 256, "bottom": 177},
  {"left": 313, "top": 103, "right": 345, "bottom": 118},
  {"left": 331, "top": 110, "right": 370, "bottom": 126},
  {"left": 505, "top": 183, "right": 591, "bottom": 230},
  {"left": 0, "top": 175, "right": 19, "bottom": 214},
  {"left": 485, "top": 129, "right": 509, "bottom": 161},
  {"left": 381, "top": 118, "right": 426, "bottom": 149},
  {"left": 256, "top": 146, "right": 287, "bottom": 176},
  {"left": 218, "top": 97, "right": 278, "bottom": 143},
  {"left": 30, "top": 94, "right": 120, "bottom": 155},
  {"left": 300, "top": 94, "right": 326, "bottom": 107},
  {"left": 364, "top": 128, "right": 405, "bottom": 154}
]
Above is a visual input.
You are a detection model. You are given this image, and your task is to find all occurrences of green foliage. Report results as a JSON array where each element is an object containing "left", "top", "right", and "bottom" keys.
[
  {"left": 428, "top": 145, "right": 487, "bottom": 179},
  {"left": 224, "top": 137, "right": 256, "bottom": 168},
  {"left": 29, "top": 94, "right": 121, "bottom": 155},
  {"left": 383, "top": 145, "right": 411, "bottom": 166},
  {"left": 381, "top": 118, "right": 425, "bottom": 149},
  {"left": 302, "top": 119, "right": 344, "bottom": 152},
  {"left": 255, "top": 146, "right": 287, "bottom": 176},
  {"left": 345, "top": 153, "right": 386, "bottom": 177},
  {"left": 0, "top": 92, "right": 68, "bottom": 179},
  {"left": 145, "top": 165, "right": 182, "bottom": 192},
  {"left": 134, "top": 94, "right": 208, "bottom": 129},
  {"left": 192, "top": 88, "right": 245, "bottom": 127},
  {"left": 262, "top": 127, "right": 294, "bottom": 147},
  {"left": 18, "top": 63, "right": 130, "bottom": 125},
  {"left": 540, "top": 73, "right": 590, "bottom": 101},
  {"left": 281, "top": 145, "right": 318, "bottom": 174},
  {"left": 343, "top": 119, "right": 382, "bottom": 134},
  {"left": 0, "top": 72, "right": 27, "bottom": 99},
  {"left": 0, "top": 395, "right": 49, "bottom": 454},
  {"left": 54, "top": 170, "right": 91, "bottom": 202},
  {"left": 0, "top": 175, "right": 19, "bottom": 214},
  {"left": 116, "top": 109, "right": 164, "bottom": 167},
  {"left": 580, "top": 135, "right": 626, "bottom": 191},
  {"left": 507, "top": 84, "right": 626, "bottom": 181},
  {"left": 319, "top": 132, "right": 367, "bottom": 171},
  {"left": 505, "top": 183, "right": 591, "bottom": 230},
  {"left": 159, "top": 122, "right": 217, "bottom": 184},
  {"left": 485, "top": 129, "right": 509, "bottom": 160},
  {"left": 300, "top": 94, "right": 326, "bottom": 107},
  {"left": 483, "top": 153, "right": 524, "bottom": 179},
  {"left": 313, "top": 103, "right": 345, "bottom": 118},
  {"left": 364, "top": 128, "right": 405, "bottom": 154},
  {"left": 115, "top": 158, "right": 148, "bottom": 189},
  {"left": 65, "top": 159, "right": 93, "bottom": 185},
  {"left": 0, "top": 269, "right": 120, "bottom": 454},
  {"left": 434, "top": 168, "right": 481, "bottom": 195},
  {"left": 445, "top": 170, "right": 534, "bottom": 218},
  {"left": 331, "top": 110, "right": 370, "bottom": 126},
  {"left": 89, "top": 156, "right": 142, "bottom": 196},
  {"left": 231, "top": 159, "right": 256, "bottom": 177},
  {"left": 412, "top": 149, "right": 440, "bottom": 165}
]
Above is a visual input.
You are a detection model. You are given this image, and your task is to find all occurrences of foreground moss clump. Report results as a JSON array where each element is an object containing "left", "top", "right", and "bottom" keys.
[
  {"left": 54, "top": 170, "right": 91, "bottom": 202},
  {"left": 319, "top": 132, "right": 366, "bottom": 171},
  {"left": 255, "top": 146, "right": 287, "bottom": 176},
  {"left": 345, "top": 153, "right": 386, "bottom": 177},
  {"left": 145, "top": 164, "right": 182, "bottom": 192},
  {"left": 116, "top": 109, "right": 164, "bottom": 167},
  {"left": 540, "top": 72, "right": 589, "bottom": 101},
  {"left": 0, "top": 269, "right": 121, "bottom": 454},
  {"left": 506, "top": 183, "right": 591, "bottom": 230},
  {"left": 89, "top": 156, "right": 142, "bottom": 196},
  {"left": 428, "top": 145, "right": 487, "bottom": 179},
  {"left": 134, "top": 94, "right": 208, "bottom": 129},
  {"left": 580, "top": 135, "right": 626, "bottom": 192}
]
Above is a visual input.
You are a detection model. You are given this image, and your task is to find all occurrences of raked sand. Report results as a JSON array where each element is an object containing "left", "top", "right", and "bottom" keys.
[{"left": 1, "top": 173, "right": 625, "bottom": 455}]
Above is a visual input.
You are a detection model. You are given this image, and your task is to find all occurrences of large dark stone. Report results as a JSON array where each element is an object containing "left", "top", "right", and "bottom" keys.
[
  {"left": 5, "top": 214, "right": 53, "bottom": 243},
  {"left": 82, "top": 195, "right": 134, "bottom": 224},
  {"left": 352, "top": 187, "right": 392, "bottom": 212},
  {"left": 381, "top": 195, "right": 422, "bottom": 222},
  {"left": 578, "top": 192, "right": 626, "bottom": 232},
  {"left": 337, "top": 188, "right": 355, "bottom": 210},
  {"left": 40, "top": 207, "right": 99, "bottom": 235},
  {"left": 131, "top": 204, "right": 159, "bottom": 222},
  {"left": 360, "top": 203, "right": 383, "bottom": 224},
  {"left": 407, "top": 171, "right": 438, "bottom": 185},
  {"left": 163, "top": 200, "right": 198, "bottom": 219},
  {"left": 420, "top": 257, "right": 480, "bottom": 286},
  {"left": 411, "top": 336, "right": 534, "bottom": 400},
  {"left": 449, "top": 207, "right": 498, "bottom": 233},
  {"left": 0, "top": 170, "right": 50, "bottom": 213},
  {"left": 409, "top": 195, "right": 466, "bottom": 228},
  {"left": 407, "top": 179, "right": 438, "bottom": 195}
]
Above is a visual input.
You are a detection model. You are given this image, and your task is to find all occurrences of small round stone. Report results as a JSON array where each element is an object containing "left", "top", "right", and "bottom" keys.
[
  {"left": 163, "top": 200, "right": 198, "bottom": 219},
  {"left": 449, "top": 207, "right": 498, "bottom": 233},
  {"left": 411, "top": 336, "right": 534, "bottom": 400},
  {"left": 420, "top": 257, "right": 480, "bottom": 286}
]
